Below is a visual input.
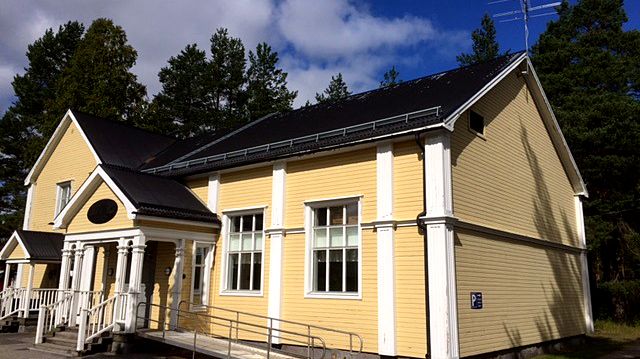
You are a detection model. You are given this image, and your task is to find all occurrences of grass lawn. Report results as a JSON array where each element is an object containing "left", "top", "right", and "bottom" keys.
[{"left": 532, "top": 320, "right": 640, "bottom": 359}]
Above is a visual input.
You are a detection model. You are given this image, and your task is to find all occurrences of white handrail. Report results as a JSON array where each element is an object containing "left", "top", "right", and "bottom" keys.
[
  {"left": 77, "top": 293, "right": 126, "bottom": 352},
  {"left": 28, "top": 289, "right": 62, "bottom": 311},
  {"left": 0, "top": 287, "right": 26, "bottom": 321},
  {"left": 35, "top": 291, "right": 74, "bottom": 344}
]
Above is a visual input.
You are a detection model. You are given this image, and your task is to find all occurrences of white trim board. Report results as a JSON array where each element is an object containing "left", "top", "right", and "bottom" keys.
[{"left": 0, "top": 231, "right": 31, "bottom": 260}]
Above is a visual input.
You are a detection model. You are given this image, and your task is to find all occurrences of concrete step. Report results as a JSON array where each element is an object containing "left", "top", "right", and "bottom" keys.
[
  {"left": 29, "top": 342, "right": 81, "bottom": 357},
  {"left": 46, "top": 335, "right": 78, "bottom": 346}
]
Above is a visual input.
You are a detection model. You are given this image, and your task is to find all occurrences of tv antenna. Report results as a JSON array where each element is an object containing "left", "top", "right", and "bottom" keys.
[{"left": 490, "top": 0, "right": 561, "bottom": 52}]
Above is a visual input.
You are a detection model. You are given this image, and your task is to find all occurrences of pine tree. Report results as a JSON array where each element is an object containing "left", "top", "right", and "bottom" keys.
[
  {"left": 150, "top": 44, "right": 212, "bottom": 137},
  {"left": 50, "top": 18, "right": 147, "bottom": 128},
  {"left": 380, "top": 66, "right": 402, "bottom": 88},
  {"left": 210, "top": 28, "right": 247, "bottom": 130},
  {"left": 315, "top": 73, "right": 351, "bottom": 104},
  {"left": 457, "top": 13, "right": 501, "bottom": 66},
  {"left": 532, "top": 0, "right": 640, "bottom": 282},
  {"left": 246, "top": 43, "right": 297, "bottom": 120}
]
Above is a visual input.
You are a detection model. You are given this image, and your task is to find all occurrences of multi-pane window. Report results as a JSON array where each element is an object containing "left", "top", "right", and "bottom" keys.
[
  {"left": 311, "top": 202, "right": 359, "bottom": 293},
  {"left": 192, "top": 245, "right": 209, "bottom": 305},
  {"left": 226, "top": 213, "right": 263, "bottom": 291},
  {"left": 56, "top": 181, "right": 72, "bottom": 215}
]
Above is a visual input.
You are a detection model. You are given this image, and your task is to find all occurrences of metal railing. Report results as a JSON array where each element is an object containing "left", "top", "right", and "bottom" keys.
[
  {"left": 137, "top": 302, "right": 328, "bottom": 359},
  {"left": 0, "top": 287, "right": 26, "bottom": 321},
  {"left": 34, "top": 291, "right": 73, "bottom": 344},
  {"left": 76, "top": 293, "right": 127, "bottom": 351},
  {"left": 178, "top": 301, "right": 364, "bottom": 356}
]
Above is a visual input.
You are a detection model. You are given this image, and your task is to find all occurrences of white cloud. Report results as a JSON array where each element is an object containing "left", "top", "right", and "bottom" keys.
[{"left": 0, "top": 0, "right": 469, "bottom": 113}]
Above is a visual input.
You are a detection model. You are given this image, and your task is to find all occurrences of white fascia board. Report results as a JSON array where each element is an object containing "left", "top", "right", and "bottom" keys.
[
  {"left": 24, "top": 109, "right": 102, "bottom": 186},
  {"left": 53, "top": 166, "right": 137, "bottom": 228},
  {"left": 443, "top": 52, "right": 528, "bottom": 131},
  {"left": 0, "top": 231, "right": 30, "bottom": 260},
  {"left": 524, "top": 58, "right": 588, "bottom": 197}
]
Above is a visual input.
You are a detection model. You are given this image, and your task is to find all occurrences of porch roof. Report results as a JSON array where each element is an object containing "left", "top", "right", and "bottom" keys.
[{"left": 0, "top": 230, "right": 64, "bottom": 261}]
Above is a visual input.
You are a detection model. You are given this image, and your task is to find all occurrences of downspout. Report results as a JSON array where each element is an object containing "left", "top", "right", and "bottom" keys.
[{"left": 414, "top": 133, "right": 431, "bottom": 358}]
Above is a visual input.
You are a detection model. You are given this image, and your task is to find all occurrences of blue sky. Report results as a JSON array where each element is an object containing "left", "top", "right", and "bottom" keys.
[{"left": 1, "top": 0, "right": 638, "bottom": 113}]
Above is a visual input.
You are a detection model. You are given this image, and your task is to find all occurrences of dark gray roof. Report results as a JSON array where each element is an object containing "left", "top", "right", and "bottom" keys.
[
  {"left": 72, "top": 111, "right": 177, "bottom": 169},
  {"left": 16, "top": 230, "right": 64, "bottom": 261},
  {"left": 143, "top": 52, "right": 525, "bottom": 177},
  {"left": 100, "top": 165, "right": 219, "bottom": 223}
]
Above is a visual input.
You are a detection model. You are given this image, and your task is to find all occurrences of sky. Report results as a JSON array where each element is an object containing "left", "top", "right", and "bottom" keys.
[{"left": 1, "top": 0, "right": 639, "bottom": 114}]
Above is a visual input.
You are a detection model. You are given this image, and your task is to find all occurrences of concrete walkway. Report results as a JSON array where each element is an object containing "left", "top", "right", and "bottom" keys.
[{"left": 138, "top": 330, "right": 297, "bottom": 359}]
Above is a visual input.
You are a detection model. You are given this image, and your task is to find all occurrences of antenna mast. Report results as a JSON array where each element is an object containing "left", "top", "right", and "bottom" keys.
[{"left": 491, "top": 0, "right": 561, "bottom": 53}]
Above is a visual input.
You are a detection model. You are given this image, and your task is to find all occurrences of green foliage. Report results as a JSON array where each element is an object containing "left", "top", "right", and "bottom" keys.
[
  {"left": 380, "top": 66, "right": 402, "bottom": 88},
  {"left": 457, "top": 13, "right": 501, "bottom": 66},
  {"left": 315, "top": 73, "right": 351, "bottom": 103},
  {"left": 247, "top": 43, "right": 297, "bottom": 121},
  {"left": 50, "top": 18, "right": 147, "bottom": 129},
  {"left": 149, "top": 44, "right": 212, "bottom": 137},
  {"left": 594, "top": 280, "right": 640, "bottom": 323},
  {"left": 531, "top": 0, "right": 640, "bottom": 286},
  {"left": 210, "top": 28, "right": 247, "bottom": 130}
]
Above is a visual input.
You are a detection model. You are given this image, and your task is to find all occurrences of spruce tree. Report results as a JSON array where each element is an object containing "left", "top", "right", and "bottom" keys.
[
  {"left": 150, "top": 44, "right": 211, "bottom": 137},
  {"left": 315, "top": 73, "right": 351, "bottom": 103},
  {"left": 51, "top": 18, "right": 147, "bottom": 128},
  {"left": 246, "top": 43, "right": 297, "bottom": 120},
  {"left": 380, "top": 66, "right": 402, "bottom": 88},
  {"left": 210, "top": 28, "right": 247, "bottom": 129},
  {"left": 457, "top": 13, "right": 501, "bottom": 66},
  {"left": 532, "top": 0, "right": 640, "bottom": 282}
]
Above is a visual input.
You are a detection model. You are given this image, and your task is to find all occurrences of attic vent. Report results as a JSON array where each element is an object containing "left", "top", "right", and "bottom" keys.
[
  {"left": 469, "top": 110, "right": 485, "bottom": 135},
  {"left": 87, "top": 199, "right": 118, "bottom": 224}
]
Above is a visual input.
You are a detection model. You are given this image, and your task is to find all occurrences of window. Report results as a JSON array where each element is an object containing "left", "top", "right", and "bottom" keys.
[
  {"left": 469, "top": 110, "right": 485, "bottom": 135},
  {"left": 310, "top": 202, "right": 359, "bottom": 294},
  {"left": 192, "top": 244, "right": 209, "bottom": 305},
  {"left": 225, "top": 213, "right": 264, "bottom": 292},
  {"left": 55, "top": 181, "right": 72, "bottom": 215}
]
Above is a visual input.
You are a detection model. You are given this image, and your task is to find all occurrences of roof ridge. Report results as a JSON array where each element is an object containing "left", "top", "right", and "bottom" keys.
[{"left": 71, "top": 109, "right": 178, "bottom": 141}]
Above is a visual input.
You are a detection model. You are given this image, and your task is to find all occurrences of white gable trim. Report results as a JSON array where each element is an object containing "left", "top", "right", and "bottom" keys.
[
  {"left": 444, "top": 53, "right": 588, "bottom": 197},
  {"left": 24, "top": 109, "right": 102, "bottom": 186},
  {"left": 0, "top": 231, "right": 31, "bottom": 260},
  {"left": 53, "top": 166, "right": 137, "bottom": 229}
]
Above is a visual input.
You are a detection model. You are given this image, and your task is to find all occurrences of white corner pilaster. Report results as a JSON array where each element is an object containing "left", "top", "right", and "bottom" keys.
[
  {"left": 79, "top": 246, "right": 95, "bottom": 292},
  {"left": 69, "top": 244, "right": 84, "bottom": 326},
  {"left": 114, "top": 239, "right": 129, "bottom": 295},
  {"left": 267, "top": 161, "right": 286, "bottom": 343},
  {"left": 170, "top": 239, "right": 185, "bottom": 328},
  {"left": 125, "top": 235, "right": 146, "bottom": 333},
  {"left": 23, "top": 183, "right": 35, "bottom": 230},
  {"left": 376, "top": 142, "right": 397, "bottom": 355},
  {"left": 208, "top": 173, "right": 220, "bottom": 213},
  {"left": 23, "top": 263, "right": 35, "bottom": 318},
  {"left": 421, "top": 130, "right": 459, "bottom": 359},
  {"left": 15, "top": 263, "right": 23, "bottom": 289},
  {"left": 3, "top": 263, "right": 10, "bottom": 289},
  {"left": 575, "top": 196, "right": 594, "bottom": 334}
]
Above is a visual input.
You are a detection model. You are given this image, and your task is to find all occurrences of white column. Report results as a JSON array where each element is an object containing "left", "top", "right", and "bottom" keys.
[
  {"left": 125, "top": 235, "right": 146, "bottom": 333},
  {"left": 421, "top": 131, "right": 459, "bottom": 359},
  {"left": 3, "top": 263, "right": 10, "bottom": 289},
  {"left": 15, "top": 263, "right": 23, "bottom": 288},
  {"left": 575, "top": 196, "right": 594, "bottom": 334},
  {"left": 58, "top": 245, "right": 73, "bottom": 292},
  {"left": 114, "top": 239, "right": 129, "bottom": 295},
  {"left": 23, "top": 263, "right": 35, "bottom": 318},
  {"left": 207, "top": 173, "right": 220, "bottom": 213},
  {"left": 376, "top": 142, "right": 397, "bottom": 355},
  {"left": 267, "top": 161, "right": 286, "bottom": 343},
  {"left": 23, "top": 183, "right": 35, "bottom": 230},
  {"left": 69, "top": 245, "right": 84, "bottom": 326},
  {"left": 79, "top": 246, "right": 95, "bottom": 292},
  {"left": 170, "top": 239, "right": 185, "bottom": 328}
]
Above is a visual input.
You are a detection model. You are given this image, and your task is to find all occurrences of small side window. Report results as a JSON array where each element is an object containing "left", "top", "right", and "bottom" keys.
[
  {"left": 55, "top": 181, "right": 72, "bottom": 216},
  {"left": 469, "top": 111, "right": 485, "bottom": 136}
]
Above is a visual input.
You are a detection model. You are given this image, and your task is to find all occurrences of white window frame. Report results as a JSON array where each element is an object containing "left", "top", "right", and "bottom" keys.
[
  {"left": 55, "top": 181, "right": 72, "bottom": 216},
  {"left": 219, "top": 207, "right": 266, "bottom": 297},
  {"left": 189, "top": 241, "right": 213, "bottom": 310},
  {"left": 304, "top": 196, "right": 362, "bottom": 300},
  {"left": 467, "top": 110, "right": 487, "bottom": 139}
]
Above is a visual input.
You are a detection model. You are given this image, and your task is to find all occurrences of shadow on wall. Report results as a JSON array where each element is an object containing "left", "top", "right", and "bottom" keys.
[{"left": 502, "top": 121, "right": 585, "bottom": 348}]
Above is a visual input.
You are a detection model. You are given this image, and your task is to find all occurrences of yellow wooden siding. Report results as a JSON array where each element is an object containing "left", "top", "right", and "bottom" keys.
[
  {"left": 92, "top": 246, "right": 105, "bottom": 292},
  {"left": 219, "top": 166, "right": 272, "bottom": 225},
  {"left": 30, "top": 121, "right": 97, "bottom": 232},
  {"left": 393, "top": 141, "right": 423, "bottom": 221},
  {"left": 66, "top": 182, "right": 133, "bottom": 233},
  {"left": 187, "top": 178, "right": 209, "bottom": 204},
  {"left": 149, "top": 241, "right": 177, "bottom": 329},
  {"left": 286, "top": 148, "right": 377, "bottom": 228},
  {"left": 455, "top": 227, "right": 586, "bottom": 357},
  {"left": 102, "top": 243, "right": 118, "bottom": 298},
  {"left": 395, "top": 226, "right": 428, "bottom": 357},
  {"left": 451, "top": 73, "right": 578, "bottom": 246},
  {"left": 20, "top": 263, "right": 59, "bottom": 288},
  {"left": 135, "top": 220, "right": 216, "bottom": 235},
  {"left": 7, "top": 243, "right": 26, "bottom": 259}
]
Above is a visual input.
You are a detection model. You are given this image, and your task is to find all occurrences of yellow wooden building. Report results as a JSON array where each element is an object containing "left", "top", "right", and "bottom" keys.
[{"left": 0, "top": 52, "right": 592, "bottom": 358}]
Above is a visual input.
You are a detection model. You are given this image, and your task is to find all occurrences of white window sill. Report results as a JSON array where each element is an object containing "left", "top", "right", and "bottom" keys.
[
  {"left": 219, "top": 290, "right": 263, "bottom": 297},
  {"left": 304, "top": 291, "right": 362, "bottom": 300},
  {"left": 190, "top": 305, "right": 208, "bottom": 312}
]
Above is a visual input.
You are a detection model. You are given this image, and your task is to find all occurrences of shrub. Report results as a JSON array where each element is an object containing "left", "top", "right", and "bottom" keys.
[{"left": 594, "top": 280, "right": 640, "bottom": 324}]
